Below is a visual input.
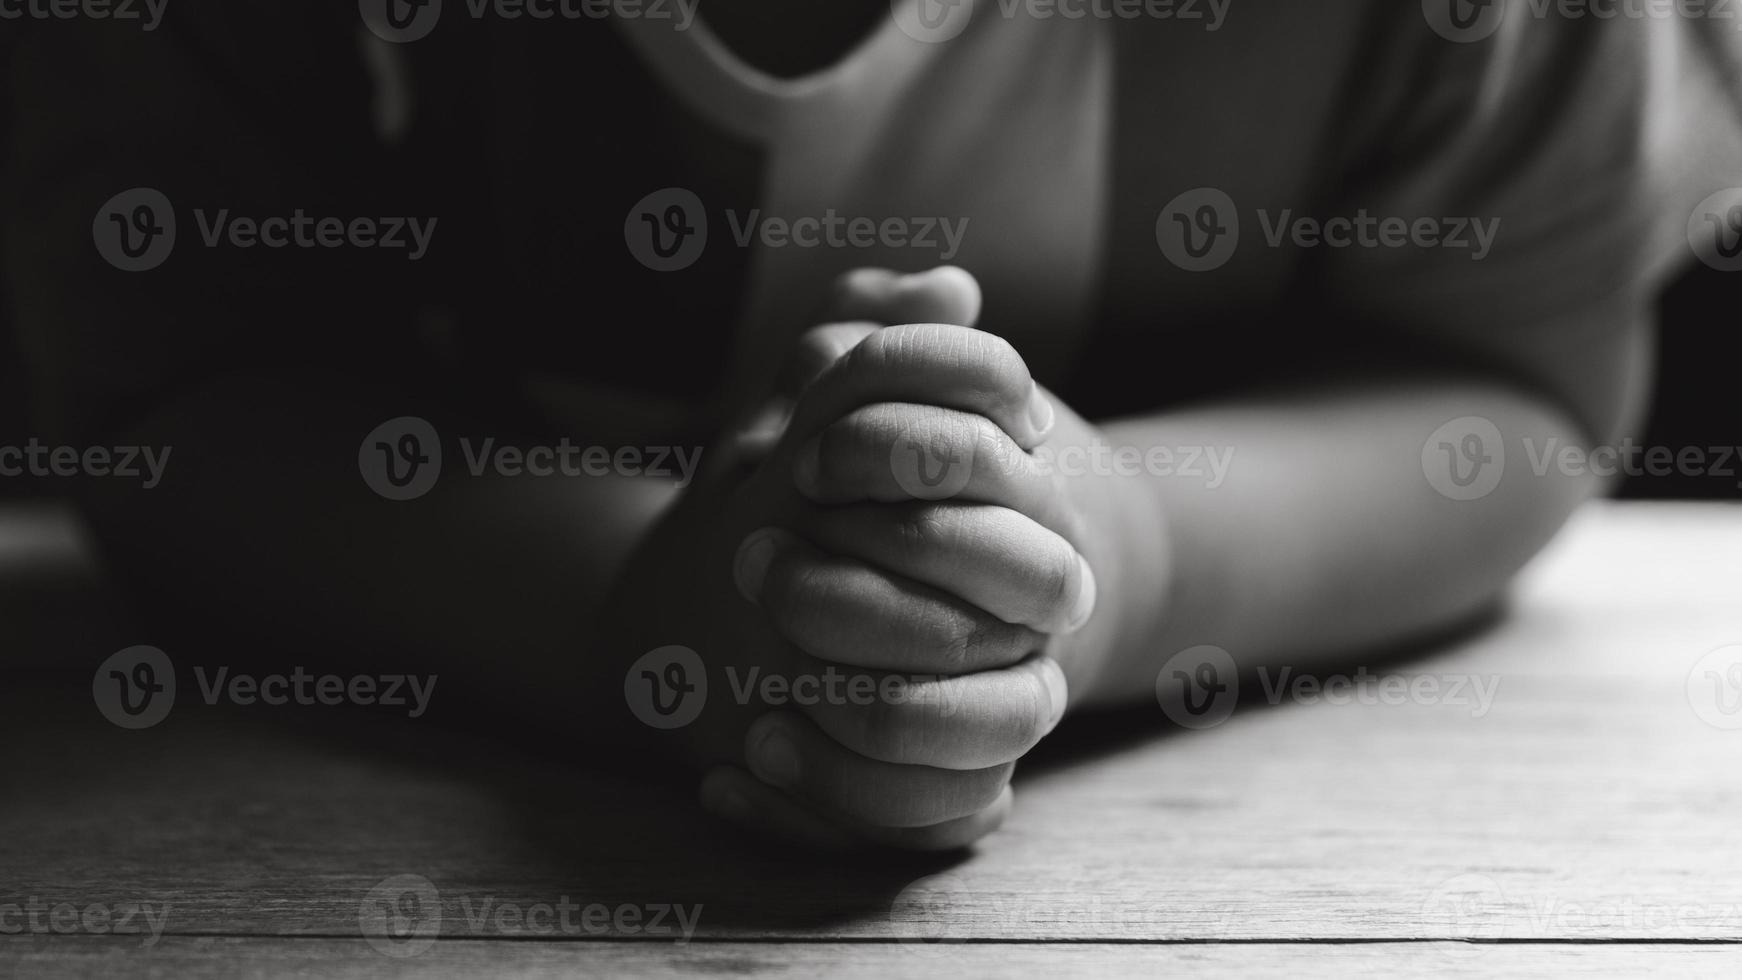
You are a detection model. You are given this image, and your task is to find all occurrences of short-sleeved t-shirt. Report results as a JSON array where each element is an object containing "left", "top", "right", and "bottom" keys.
[{"left": 4, "top": 1, "right": 1739, "bottom": 443}]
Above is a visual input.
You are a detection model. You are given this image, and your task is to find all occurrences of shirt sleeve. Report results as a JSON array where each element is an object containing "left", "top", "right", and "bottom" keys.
[{"left": 1312, "top": 5, "right": 1742, "bottom": 439}]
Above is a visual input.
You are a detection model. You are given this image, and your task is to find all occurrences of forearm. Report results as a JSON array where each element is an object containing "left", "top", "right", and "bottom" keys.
[{"left": 1078, "top": 375, "right": 1603, "bottom": 709}]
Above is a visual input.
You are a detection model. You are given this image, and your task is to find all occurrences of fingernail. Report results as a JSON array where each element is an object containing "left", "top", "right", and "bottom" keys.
[
  {"left": 792, "top": 438, "right": 822, "bottom": 497},
  {"left": 1040, "top": 657, "right": 1069, "bottom": 732},
  {"left": 734, "top": 530, "right": 778, "bottom": 603},
  {"left": 1067, "top": 555, "right": 1096, "bottom": 632},
  {"left": 750, "top": 726, "right": 802, "bottom": 788},
  {"left": 1027, "top": 384, "right": 1054, "bottom": 437}
]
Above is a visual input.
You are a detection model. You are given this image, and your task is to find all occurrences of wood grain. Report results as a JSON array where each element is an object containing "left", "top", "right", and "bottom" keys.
[
  {"left": 3, "top": 937, "right": 1741, "bottom": 979},
  {"left": 4, "top": 502, "right": 1742, "bottom": 974}
]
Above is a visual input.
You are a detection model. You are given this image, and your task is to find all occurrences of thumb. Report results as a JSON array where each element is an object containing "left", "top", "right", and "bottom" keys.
[{"left": 824, "top": 265, "right": 983, "bottom": 329}]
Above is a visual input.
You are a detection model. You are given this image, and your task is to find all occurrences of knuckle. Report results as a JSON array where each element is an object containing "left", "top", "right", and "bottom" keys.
[
  {"left": 937, "top": 612, "right": 1020, "bottom": 672},
  {"left": 965, "top": 332, "right": 1031, "bottom": 405},
  {"left": 892, "top": 506, "right": 956, "bottom": 555}
]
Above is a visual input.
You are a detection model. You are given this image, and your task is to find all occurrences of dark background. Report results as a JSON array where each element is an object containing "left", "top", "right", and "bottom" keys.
[{"left": 0, "top": 262, "right": 1734, "bottom": 500}]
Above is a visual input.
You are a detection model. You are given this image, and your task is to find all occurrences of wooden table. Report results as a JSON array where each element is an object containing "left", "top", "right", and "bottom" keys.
[{"left": 5, "top": 502, "right": 1742, "bottom": 977}]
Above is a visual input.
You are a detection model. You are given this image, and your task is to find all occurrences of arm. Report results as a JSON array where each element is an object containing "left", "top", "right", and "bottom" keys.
[{"left": 1081, "top": 346, "right": 1643, "bottom": 707}]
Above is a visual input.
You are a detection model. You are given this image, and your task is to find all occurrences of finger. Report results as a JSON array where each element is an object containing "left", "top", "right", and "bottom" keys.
[
  {"left": 698, "top": 765, "right": 860, "bottom": 849},
  {"left": 699, "top": 766, "right": 1013, "bottom": 852},
  {"left": 743, "top": 712, "right": 1014, "bottom": 828},
  {"left": 756, "top": 266, "right": 985, "bottom": 446},
  {"left": 793, "top": 402, "right": 1080, "bottom": 535},
  {"left": 784, "top": 323, "right": 1055, "bottom": 453},
  {"left": 826, "top": 266, "right": 982, "bottom": 329},
  {"left": 735, "top": 526, "right": 1042, "bottom": 675},
  {"left": 779, "top": 321, "right": 881, "bottom": 398},
  {"left": 796, "top": 502, "right": 1095, "bottom": 633},
  {"left": 797, "top": 653, "right": 1069, "bottom": 770}
]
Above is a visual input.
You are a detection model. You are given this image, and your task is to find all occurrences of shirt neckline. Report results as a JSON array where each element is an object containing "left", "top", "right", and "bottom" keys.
[{"left": 612, "top": 11, "right": 922, "bottom": 143}]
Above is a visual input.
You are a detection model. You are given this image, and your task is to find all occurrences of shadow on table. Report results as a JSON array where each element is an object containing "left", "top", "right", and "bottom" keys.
[{"left": 1, "top": 496, "right": 1508, "bottom": 940}]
